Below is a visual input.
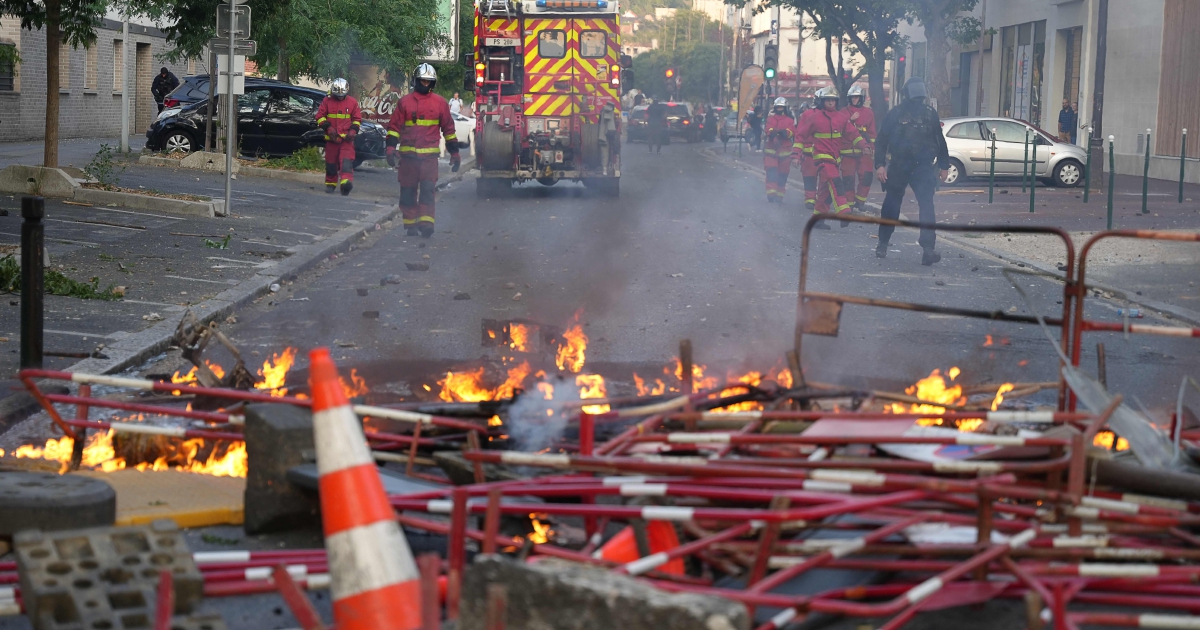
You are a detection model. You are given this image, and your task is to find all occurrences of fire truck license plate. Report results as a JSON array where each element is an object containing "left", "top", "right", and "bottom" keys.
[{"left": 485, "top": 37, "right": 519, "bottom": 47}]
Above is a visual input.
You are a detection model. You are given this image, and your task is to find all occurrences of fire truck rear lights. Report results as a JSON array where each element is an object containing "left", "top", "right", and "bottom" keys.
[
  {"left": 475, "top": 63, "right": 485, "bottom": 71},
  {"left": 536, "top": 0, "right": 608, "bottom": 7}
]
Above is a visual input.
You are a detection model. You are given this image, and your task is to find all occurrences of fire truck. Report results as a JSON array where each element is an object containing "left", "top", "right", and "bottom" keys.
[{"left": 468, "top": 0, "right": 627, "bottom": 197}]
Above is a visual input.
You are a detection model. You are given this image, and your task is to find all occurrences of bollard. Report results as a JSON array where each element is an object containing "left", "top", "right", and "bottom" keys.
[
  {"left": 989, "top": 128, "right": 997, "bottom": 204},
  {"left": 1142, "top": 128, "right": 1151, "bottom": 214},
  {"left": 1107, "top": 135, "right": 1116, "bottom": 230},
  {"left": 20, "top": 196, "right": 45, "bottom": 370},
  {"left": 1022, "top": 129, "right": 1029, "bottom": 193},
  {"left": 1180, "top": 128, "right": 1187, "bottom": 204},
  {"left": 1029, "top": 138, "right": 1036, "bottom": 213},
  {"left": 1084, "top": 127, "right": 1093, "bottom": 203}
]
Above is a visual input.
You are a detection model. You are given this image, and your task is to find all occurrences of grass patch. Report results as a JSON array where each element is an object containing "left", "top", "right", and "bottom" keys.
[
  {"left": 257, "top": 146, "right": 325, "bottom": 172},
  {"left": 0, "top": 255, "right": 123, "bottom": 300}
]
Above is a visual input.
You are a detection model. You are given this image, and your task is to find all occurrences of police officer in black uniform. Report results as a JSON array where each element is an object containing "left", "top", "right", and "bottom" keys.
[{"left": 873, "top": 77, "right": 950, "bottom": 265}]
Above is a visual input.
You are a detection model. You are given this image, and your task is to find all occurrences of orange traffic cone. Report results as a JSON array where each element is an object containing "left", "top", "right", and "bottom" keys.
[
  {"left": 309, "top": 347, "right": 421, "bottom": 629},
  {"left": 595, "top": 522, "right": 686, "bottom": 575}
]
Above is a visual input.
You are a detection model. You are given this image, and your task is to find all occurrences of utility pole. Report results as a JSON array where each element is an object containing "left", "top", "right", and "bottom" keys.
[
  {"left": 120, "top": 19, "right": 130, "bottom": 153},
  {"left": 976, "top": 0, "right": 986, "bottom": 115},
  {"left": 1089, "top": 0, "right": 1109, "bottom": 190}
]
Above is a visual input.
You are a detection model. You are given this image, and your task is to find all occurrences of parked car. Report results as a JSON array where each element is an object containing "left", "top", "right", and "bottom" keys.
[
  {"left": 161, "top": 74, "right": 294, "bottom": 109},
  {"left": 625, "top": 105, "right": 650, "bottom": 142},
  {"left": 452, "top": 111, "right": 474, "bottom": 150},
  {"left": 941, "top": 116, "right": 1086, "bottom": 187},
  {"left": 663, "top": 102, "right": 698, "bottom": 143},
  {"left": 146, "top": 83, "right": 388, "bottom": 164}
]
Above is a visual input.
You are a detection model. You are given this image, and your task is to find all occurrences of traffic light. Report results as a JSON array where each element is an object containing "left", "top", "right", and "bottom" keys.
[
  {"left": 665, "top": 68, "right": 675, "bottom": 78},
  {"left": 763, "top": 44, "right": 778, "bottom": 80}
]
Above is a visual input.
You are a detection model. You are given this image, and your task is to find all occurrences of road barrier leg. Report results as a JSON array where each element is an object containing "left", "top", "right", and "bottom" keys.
[{"left": 20, "top": 196, "right": 44, "bottom": 370}]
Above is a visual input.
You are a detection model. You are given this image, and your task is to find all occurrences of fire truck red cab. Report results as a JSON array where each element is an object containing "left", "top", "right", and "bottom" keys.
[{"left": 470, "top": 0, "right": 624, "bottom": 197}]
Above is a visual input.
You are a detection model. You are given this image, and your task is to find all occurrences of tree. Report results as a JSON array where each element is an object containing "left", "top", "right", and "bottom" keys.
[
  {"left": 1, "top": 0, "right": 108, "bottom": 168},
  {"left": 127, "top": 0, "right": 444, "bottom": 81},
  {"left": 907, "top": 0, "right": 980, "bottom": 116},
  {"left": 632, "top": 41, "right": 722, "bottom": 103}
]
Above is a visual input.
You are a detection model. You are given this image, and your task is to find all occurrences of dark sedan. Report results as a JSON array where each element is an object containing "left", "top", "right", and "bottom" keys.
[
  {"left": 663, "top": 102, "right": 697, "bottom": 143},
  {"left": 146, "top": 84, "right": 387, "bottom": 164},
  {"left": 626, "top": 105, "right": 650, "bottom": 142}
]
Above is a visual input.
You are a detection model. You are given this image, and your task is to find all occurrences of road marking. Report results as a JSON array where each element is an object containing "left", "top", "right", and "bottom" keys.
[
  {"left": 44, "top": 329, "right": 127, "bottom": 339},
  {"left": 80, "top": 207, "right": 184, "bottom": 221},
  {"left": 45, "top": 218, "right": 144, "bottom": 232},
  {"left": 0, "top": 232, "right": 99, "bottom": 247},
  {"left": 274, "top": 229, "right": 318, "bottom": 238}
]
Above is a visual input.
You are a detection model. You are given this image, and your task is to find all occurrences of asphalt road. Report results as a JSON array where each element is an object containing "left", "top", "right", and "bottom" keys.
[{"left": 1, "top": 139, "right": 1197, "bottom": 630}]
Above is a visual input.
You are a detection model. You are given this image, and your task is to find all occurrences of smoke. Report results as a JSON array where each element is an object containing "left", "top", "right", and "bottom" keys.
[{"left": 503, "top": 373, "right": 581, "bottom": 453}]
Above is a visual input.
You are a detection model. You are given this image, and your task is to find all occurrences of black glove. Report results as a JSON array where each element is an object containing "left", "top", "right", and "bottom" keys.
[
  {"left": 386, "top": 148, "right": 397, "bottom": 168},
  {"left": 450, "top": 152, "right": 461, "bottom": 172}
]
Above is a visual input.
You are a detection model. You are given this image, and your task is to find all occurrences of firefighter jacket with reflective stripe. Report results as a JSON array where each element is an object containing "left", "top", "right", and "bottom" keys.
[
  {"left": 763, "top": 113, "right": 797, "bottom": 157},
  {"left": 316, "top": 96, "right": 362, "bottom": 140},
  {"left": 844, "top": 104, "right": 877, "bottom": 154},
  {"left": 386, "top": 91, "right": 458, "bottom": 156},
  {"left": 793, "top": 108, "right": 819, "bottom": 155},
  {"left": 796, "top": 108, "right": 864, "bottom": 163}
]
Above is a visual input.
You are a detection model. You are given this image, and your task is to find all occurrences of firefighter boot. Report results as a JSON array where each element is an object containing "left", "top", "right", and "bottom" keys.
[
  {"left": 326, "top": 184, "right": 337, "bottom": 194},
  {"left": 813, "top": 220, "right": 831, "bottom": 230},
  {"left": 921, "top": 248, "right": 942, "bottom": 266},
  {"left": 340, "top": 181, "right": 353, "bottom": 196},
  {"left": 419, "top": 224, "right": 434, "bottom": 238},
  {"left": 406, "top": 227, "right": 419, "bottom": 236},
  {"left": 875, "top": 242, "right": 888, "bottom": 258}
]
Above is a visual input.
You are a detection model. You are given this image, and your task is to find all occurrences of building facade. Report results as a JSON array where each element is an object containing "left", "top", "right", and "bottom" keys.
[
  {"left": 897, "top": 0, "right": 1200, "bottom": 182},
  {"left": 0, "top": 16, "right": 193, "bottom": 143}
]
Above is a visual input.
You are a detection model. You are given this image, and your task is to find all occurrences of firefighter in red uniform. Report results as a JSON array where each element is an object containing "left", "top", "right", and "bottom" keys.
[
  {"left": 315, "top": 78, "right": 362, "bottom": 195},
  {"left": 795, "top": 88, "right": 864, "bottom": 229},
  {"left": 762, "top": 97, "right": 796, "bottom": 203},
  {"left": 793, "top": 93, "right": 820, "bottom": 212},
  {"left": 841, "top": 84, "right": 877, "bottom": 211},
  {"left": 386, "top": 63, "right": 460, "bottom": 237}
]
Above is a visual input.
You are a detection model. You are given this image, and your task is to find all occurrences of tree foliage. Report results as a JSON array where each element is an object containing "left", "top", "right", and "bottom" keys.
[
  {"left": 632, "top": 41, "right": 722, "bottom": 103},
  {"left": 123, "top": 0, "right": 444, "bottom": 81}
]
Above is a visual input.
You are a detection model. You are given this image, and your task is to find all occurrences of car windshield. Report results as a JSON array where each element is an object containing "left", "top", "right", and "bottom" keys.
[{"left": 665, "top": 105, "right": 691, "bottom": 117}]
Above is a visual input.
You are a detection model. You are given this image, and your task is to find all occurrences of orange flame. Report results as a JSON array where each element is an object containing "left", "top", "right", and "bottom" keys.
[
  {"left": 14, "top": 428, "right": 247, "bottom": 477},
  {"left": 528, "top": 513, "right": 554, "bottom": 544},
  {"left": 509, "top": 323, "right": 532, "bottom": 352},
  {"left": 340, "top": 368, "right": 369, "bottom": 398},
  {"left": 890, "top": 368, "right": 968, "bottom": 426},
  {"left": 556, "top": 311, "right": 588, "bottom": 374},
  {"left": 1093, "top": 431, "right": 1130, "bottom": 451},
  {"left": 673, "top": 359, "right": 719, "bottom": 391},
  {"left": 437, "top": 362, "right": 531, "bottom": 402},
  {"left": 633, "top": 373, "right": 667, "bottom": 397},
  {"left": 991, "top": 383, "right": 1015, "bottom": 411},
  {"left": 576, "top": 374, "right": 610, "bottom": 414},
  {"left": 254, "top": 347, "right": 297, "bottom": 397},
  {"left": 537, "top": 382, "right": 555, "bottom": 401},
  {"left": 776, "top": 367, "right": 794, "bottom": 389}
]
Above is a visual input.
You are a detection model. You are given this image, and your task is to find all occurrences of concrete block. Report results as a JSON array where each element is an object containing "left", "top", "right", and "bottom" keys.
[
  {"left": 180, "top": 151, "right": 239, "bottom": 174},
  {"left": 242, "top": 403, "right": 319, "bottom": 534},
  {"left": 72, "top": 187, "right": 221, "bottom": 218},
  {"left": 0, "top": 165, "right": 81, "bottom": 197},
  {"left": 459, "top": 556, "right": 749, "bottom": 630},
  {"left": 0, "top": 472, "right": 116, "bottom": 535},
  {"left": 14, "top": 519, "right": 204, "bottom": 629},
  {"left": 239, "top": 165, "right": 324, "bottom": 185}
]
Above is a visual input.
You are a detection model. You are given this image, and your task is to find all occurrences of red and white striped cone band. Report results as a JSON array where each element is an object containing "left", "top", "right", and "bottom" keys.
[{"left": 309, "top": 347, "right": 421, "bottom": 630}]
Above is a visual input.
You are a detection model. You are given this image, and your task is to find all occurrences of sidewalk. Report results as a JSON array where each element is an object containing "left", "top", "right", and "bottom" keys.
[
  {"left": 0, "top": 137, "right": 146, "bottom": 170},
  {"left": 712, "top": 145, "right": 1200, "bottom": 326},
  {"left": 0, "top": 150, "right": 465, "bottom": 414}
]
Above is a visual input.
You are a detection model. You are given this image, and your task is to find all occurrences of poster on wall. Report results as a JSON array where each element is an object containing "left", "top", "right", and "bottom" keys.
[
  {"left": 423, "top": 0, "right": 460, "bottom": 63},
  {"left": 352, "top": 65, "right": 405, "bottom": 123}
]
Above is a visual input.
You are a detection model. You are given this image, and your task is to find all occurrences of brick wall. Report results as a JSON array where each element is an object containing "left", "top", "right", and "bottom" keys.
[{"left": 0, "top": 17, "right": 192, "bottom": 143}]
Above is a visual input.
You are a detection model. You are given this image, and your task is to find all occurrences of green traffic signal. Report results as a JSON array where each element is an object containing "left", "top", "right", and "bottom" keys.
[{"left": 765, "top": 68, "right": 776, "bottom": 79}]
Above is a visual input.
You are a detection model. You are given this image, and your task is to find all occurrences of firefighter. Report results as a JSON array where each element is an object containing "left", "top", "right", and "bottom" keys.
[
  {"left": 762, "top": 97, "right": 796, "bottom": 203},
  {"left": 842, "top": 84, "right": 877, "bottom": 211},
  {"left": 795, "top": 87, "right": 864, "bottom": 229},
  {"left": 793, "top": 93, "right": 821, "bottom": 212},
  {"left": 315, "top": 78, "right": 362, "bottom": 195},
  {"left": 386, "top": 63, "right": 460, "bottom": 238}
]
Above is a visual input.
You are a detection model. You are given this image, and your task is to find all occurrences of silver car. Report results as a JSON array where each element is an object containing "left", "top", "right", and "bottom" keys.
[{"left": 940, "top": 116, "right": 1087, "bottom": 187}]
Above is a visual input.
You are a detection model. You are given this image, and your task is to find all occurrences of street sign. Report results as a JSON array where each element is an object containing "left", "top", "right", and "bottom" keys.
[
  {"left": 216, "top": 54, "right": 245, "bottom": 96},
  {"left": 209, "top": 38, "right": 257, "bottom": 56},
  {"left": 216, "top": 4, "right": 251, "bottom": 39}
]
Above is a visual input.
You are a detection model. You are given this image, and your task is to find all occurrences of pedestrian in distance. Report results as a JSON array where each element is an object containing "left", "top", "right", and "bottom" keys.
[
  {"left": 1058, "top": 99, "right": 1077, "bottom": 144},
  {"left": 796, "top": 87, "right": 865, "bottom": 229},
  {"left": 873, "top": 76, "right": 950, "bottom": 265},
  {"left": 841, "top": 84, "right": 877, "bottom": 212},
  {"left": 763, "top": 97, "right": 797, "bottom": 204},
  {"left": 315, "top": 77, "right": 362, "bottom": 196},
  {"left": 151, "top": 66, "right": 179, "bottom": 114},
  {"left": 646, "top": 100, "right": 668, "bottom": 154},
  {"left": 386, "top": 63, "right": 460, "bottom": 238},
  {"left": 449, "top": 92, "right": 463, "bottom": 116},
  {"left": 746, "top": 108, "right": 763, "bottom": 151}
]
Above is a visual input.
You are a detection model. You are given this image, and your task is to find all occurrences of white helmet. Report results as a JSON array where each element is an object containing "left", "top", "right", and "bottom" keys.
[
  {"left": 414, "top": 63, "right": 438, "bottom": 83},
  {"left": 847, "top": 84, "right": 865, "bottom": 102},
  {"left": 773, "top": 97, "right": 787, "bottom": 108},
  {"left": 330, "top": 78, "right": 349, "bottom": 99}
]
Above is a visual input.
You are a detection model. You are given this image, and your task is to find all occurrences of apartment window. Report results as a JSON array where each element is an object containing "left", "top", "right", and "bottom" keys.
[
  {"left": 998, "top": 20, "right": 1046, "bottom": 126},
  {"left": 85, "top": 44, "right": 98, "bottom": 90},
  {"left": 112, "top": 39, "right": 123, "bottom": 92},
  {"left": 0, "top": 44, "right": 14, "bottom": 92},
  {"left": 59, "top": 43, "right": 70, "bottom": 89},
  {"left": 911, "top": 42, "right": 927, "bottom": 81}
]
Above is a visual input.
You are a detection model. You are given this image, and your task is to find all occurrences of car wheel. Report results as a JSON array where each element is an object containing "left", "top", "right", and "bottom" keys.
[
  {"left": 163, "top": 131, "right": 195, "bottom": 154},
  {"left": 314, "top": 144, "right": 326, "bottom": 159},
  {"left": 1054, "top": 159, "right": 1083, "bottom": 187},
  {"left": 943, "top": 159, "right": 964, "bottom": 185}
]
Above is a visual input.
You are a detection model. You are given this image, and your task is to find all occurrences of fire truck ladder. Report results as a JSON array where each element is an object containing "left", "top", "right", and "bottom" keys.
[{"left": 482, "top": 0, "right": 516, "bottom": 17}]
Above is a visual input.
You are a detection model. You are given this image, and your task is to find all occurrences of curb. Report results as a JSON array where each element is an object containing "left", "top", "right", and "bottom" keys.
[
  {"left": 61, "top": 201, "right": 403, "bottom": 378},
  {"left": 703, "top": 148, "right": 1200, "bottom": 327},
  {"left": 73, "top": 187, "right": 223, "bottom": 218},
  {"left": 239, "top": 165, "right": 325, "bottom": 185}
]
